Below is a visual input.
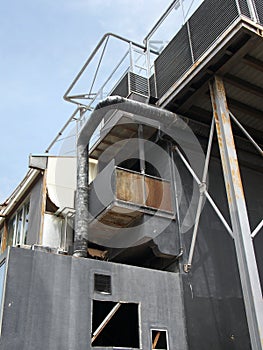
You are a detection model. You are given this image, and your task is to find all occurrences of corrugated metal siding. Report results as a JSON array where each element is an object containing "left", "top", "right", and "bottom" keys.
[
  {"left": 189, "top": 0, "right": 239, "bottom": 61},
  {"left": 154, "top": 25, "right": 193, "bottom": 97}
]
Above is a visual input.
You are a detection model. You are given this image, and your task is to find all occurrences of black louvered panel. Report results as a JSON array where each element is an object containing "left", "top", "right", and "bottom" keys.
[
  {"left": 238, "top": 0, "right": 251, "bottom": 18},
  {"left": 254, "top": 0, "right": 263, "bottom": 24},
  {"left": 154, "top": 25, "right": 193, "bottom": 98},
  {"left": 189, "top": 0, "right": 239, "bottom": 61},
  {"left": 94, "top": 274, "right": 112, "bottom": 294},
  {"left": 110, "top": 73, "right": 129, "bottom": 97},
  {"left": 129, "top": 72, "right": 149, "bottom": 96},
  {"left": 149, "top": 74, "right": 157, "bottom": 97}
]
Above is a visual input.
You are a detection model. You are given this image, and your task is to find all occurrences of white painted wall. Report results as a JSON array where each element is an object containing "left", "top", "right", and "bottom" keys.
[{"left": 42, "top": 213, "right": 62, "bottom": 248}]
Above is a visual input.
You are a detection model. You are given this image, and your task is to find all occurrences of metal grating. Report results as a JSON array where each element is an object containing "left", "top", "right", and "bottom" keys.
[
  {"left": 189, "top": 0, "right": 239, "bottom": 61},
  {"left": 238, "top": 0, "right": 252, "bottom": 18},
  {"left": 149, "top": 74, "right": 156, "bottom": 97},
  {"left": 254, "top": 0, "right": 263, "bottom": 24},
  {"left": 110, "top": 73, "right": 129, "bottom": 97},
  {"left": 110, "top": 72, "right": 148, "bottom": 97},
  {"left": 129, "top": 72, "right": 149, "bottom": 96},
  {"left": 94, "top": 273, "right": 112, "bottom": 294},
  {"left": 154, "top": 25, "right": 193, "bottom": 97}
]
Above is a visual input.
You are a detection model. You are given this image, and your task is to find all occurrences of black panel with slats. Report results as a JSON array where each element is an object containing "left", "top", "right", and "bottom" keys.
[
  {"left": 254, "top": 0, "right": 263, "bottom": 24},
  {"left": 154, "top": 25, "right": 193, "bottom": 97},
  {"left": 189, "top": 0, "right": 239, "bottom": 61}
]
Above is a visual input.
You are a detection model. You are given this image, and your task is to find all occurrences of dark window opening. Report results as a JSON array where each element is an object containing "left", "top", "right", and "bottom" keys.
[
  {"left": 92, "top": 300, "right": 140, "bottom": 348},
  {"left": 94, "top": 274, "right": 112, "bottom": 294},
  {"left": 45, "top": 193, "right": 59, "bottom": 213},
  {"left": 118, "top": 159, "right": 161, "bottom": 179},
  {"left": 151, "top": 329, "right": 168, "bottom": 349}
]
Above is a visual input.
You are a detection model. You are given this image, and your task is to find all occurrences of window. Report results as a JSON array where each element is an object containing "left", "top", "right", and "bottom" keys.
[
  {"left": 8, "top": 200, "right": 30, "bottom": 246},
  {"left": 151, "top": 329, "right": 168, "bottom": 349},
  {"left": 91, "top": 300, "right": 140, "bottom": 348},
  {"left": 94, "top": 274, "right": 111, "bottom": 294}
]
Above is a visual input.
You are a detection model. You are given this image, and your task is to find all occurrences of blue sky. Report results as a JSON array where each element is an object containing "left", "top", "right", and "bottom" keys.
[{"left": 0, "top": 0, "right": 202, "bottom": 202}]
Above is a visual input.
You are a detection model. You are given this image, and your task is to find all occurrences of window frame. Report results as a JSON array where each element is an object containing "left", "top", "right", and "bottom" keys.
[
  {"left": 151, "top": 328, "right": 169, "bottom": 350},
  {"left": 8, "top": 198, "right": 30, "bottom": 247},
  {"left": 91, "top": 299, "right": 142, "bottom": 349}
]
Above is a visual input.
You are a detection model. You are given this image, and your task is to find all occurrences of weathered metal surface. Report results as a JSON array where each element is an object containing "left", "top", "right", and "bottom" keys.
[
  {"left": 27, "top": 176, "right": 44, "bottom": 246},
  {"left": 155, "top": 0, "right": 263, "bottom": 105},
  {"left": 145, "top": 176, "right": 173, "bottom": 212},
  {"left": 116, "top": 169, "right": 144, "bottom": 206},
  {"left": 75, "top": 96, "right": 183, "bottom": 256},
  {"left": 0, "top": 247, "right": 188, "bottom": 350},
  {"left": 209, "top": 75, "right": 263, "bottom": 350},
  {"left": 89, "top": 165, "right": 173, "bottom": 231},
  {"left": 99, "top": 206, "right": 142, "bottom": 228}
]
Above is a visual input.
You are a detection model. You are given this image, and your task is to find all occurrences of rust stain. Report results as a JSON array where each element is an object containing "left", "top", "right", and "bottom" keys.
[
  {"left": 1, "top": 221, "right": 8, "bottom": 254},
  {"left": 192, "top": 60, "right": 201, "bottom": 70},
  {"left": 221, "top": 111, "right": 229, "bottom": 124},
  {"left": 226, "top": 182, "right": 232, "bottom": 205},
  {"left": 116, "top": 169, "right": 144, "bottom": 206},
  {"left": 230, "top": 161, "right": 245, "bottom": 200},
  {"left": 145, "top": 177, "right": 173, "bottom": 212}
]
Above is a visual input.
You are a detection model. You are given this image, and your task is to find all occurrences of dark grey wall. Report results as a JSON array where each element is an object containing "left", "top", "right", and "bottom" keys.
[
  {"left": 0, "top": 247, "right": 187, "bottom": 350},
  {"left": 176, "top": 153, "right": 261, "bottom": 350}
]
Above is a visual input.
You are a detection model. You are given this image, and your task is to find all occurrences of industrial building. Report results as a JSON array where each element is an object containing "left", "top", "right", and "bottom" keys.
[{"left": 0, "top": 0, "right": 262, "bottom": 349}]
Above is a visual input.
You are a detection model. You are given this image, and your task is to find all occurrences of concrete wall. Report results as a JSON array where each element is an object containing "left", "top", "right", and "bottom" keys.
[{"left": 0, "top": 247, "right": 187, "bottom": 350}]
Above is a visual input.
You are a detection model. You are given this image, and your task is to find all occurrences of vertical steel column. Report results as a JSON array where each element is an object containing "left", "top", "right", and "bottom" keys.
[
  {"left": 209, "top": 76, "right": 263, "bottom": 350},
  {"left": 246, "top": 0, "right": 259, "bottom": 22},
  {"left": 138, "top": 124, "right": 145, "bottom": 174}
]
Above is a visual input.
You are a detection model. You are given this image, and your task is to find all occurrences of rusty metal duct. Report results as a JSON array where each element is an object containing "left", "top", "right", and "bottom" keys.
[{"left": 74, "top": 96, "right": 197, "bottom": 257}]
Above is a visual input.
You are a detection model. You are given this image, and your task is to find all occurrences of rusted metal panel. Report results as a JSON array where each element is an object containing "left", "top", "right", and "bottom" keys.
[
  {"left": 116, "top": 169, "right": 144, "bottom": 206},
  {"left": 99, "top": 207, "right": 142, "bottom": 228},
  {"left": 116, "top": 169, "right": 173, "bottom": 213},
  {"left": 145, "top": 177, "right": 173, "bottom": 212}
]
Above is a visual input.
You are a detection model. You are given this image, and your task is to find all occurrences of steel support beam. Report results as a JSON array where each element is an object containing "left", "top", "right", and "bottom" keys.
[
  {"left": 243, "top": 55, "right": 263, "bottom": 73},
  {"left": 209, "top": 76, "right": 263, "bottom": 350},
  {"left": 138, "top": 124, "right": 146, "bottom": 174},
  {"left": 184, "top": 118, "right": 215, "bottom": 272},
  {"left": 176, "top": 146, "right": 233, "bottom": 237}
]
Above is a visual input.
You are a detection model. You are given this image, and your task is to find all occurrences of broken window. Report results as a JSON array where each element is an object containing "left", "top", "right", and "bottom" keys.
[
  {"left": 151, "top": 329, "right": 168, "bottom": 349},
  {"left": 91, "top": 300, "right": 140, "bottom": 348},
  {"left": 94, "top": 274, "right": 111, "bottom": 294}
]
